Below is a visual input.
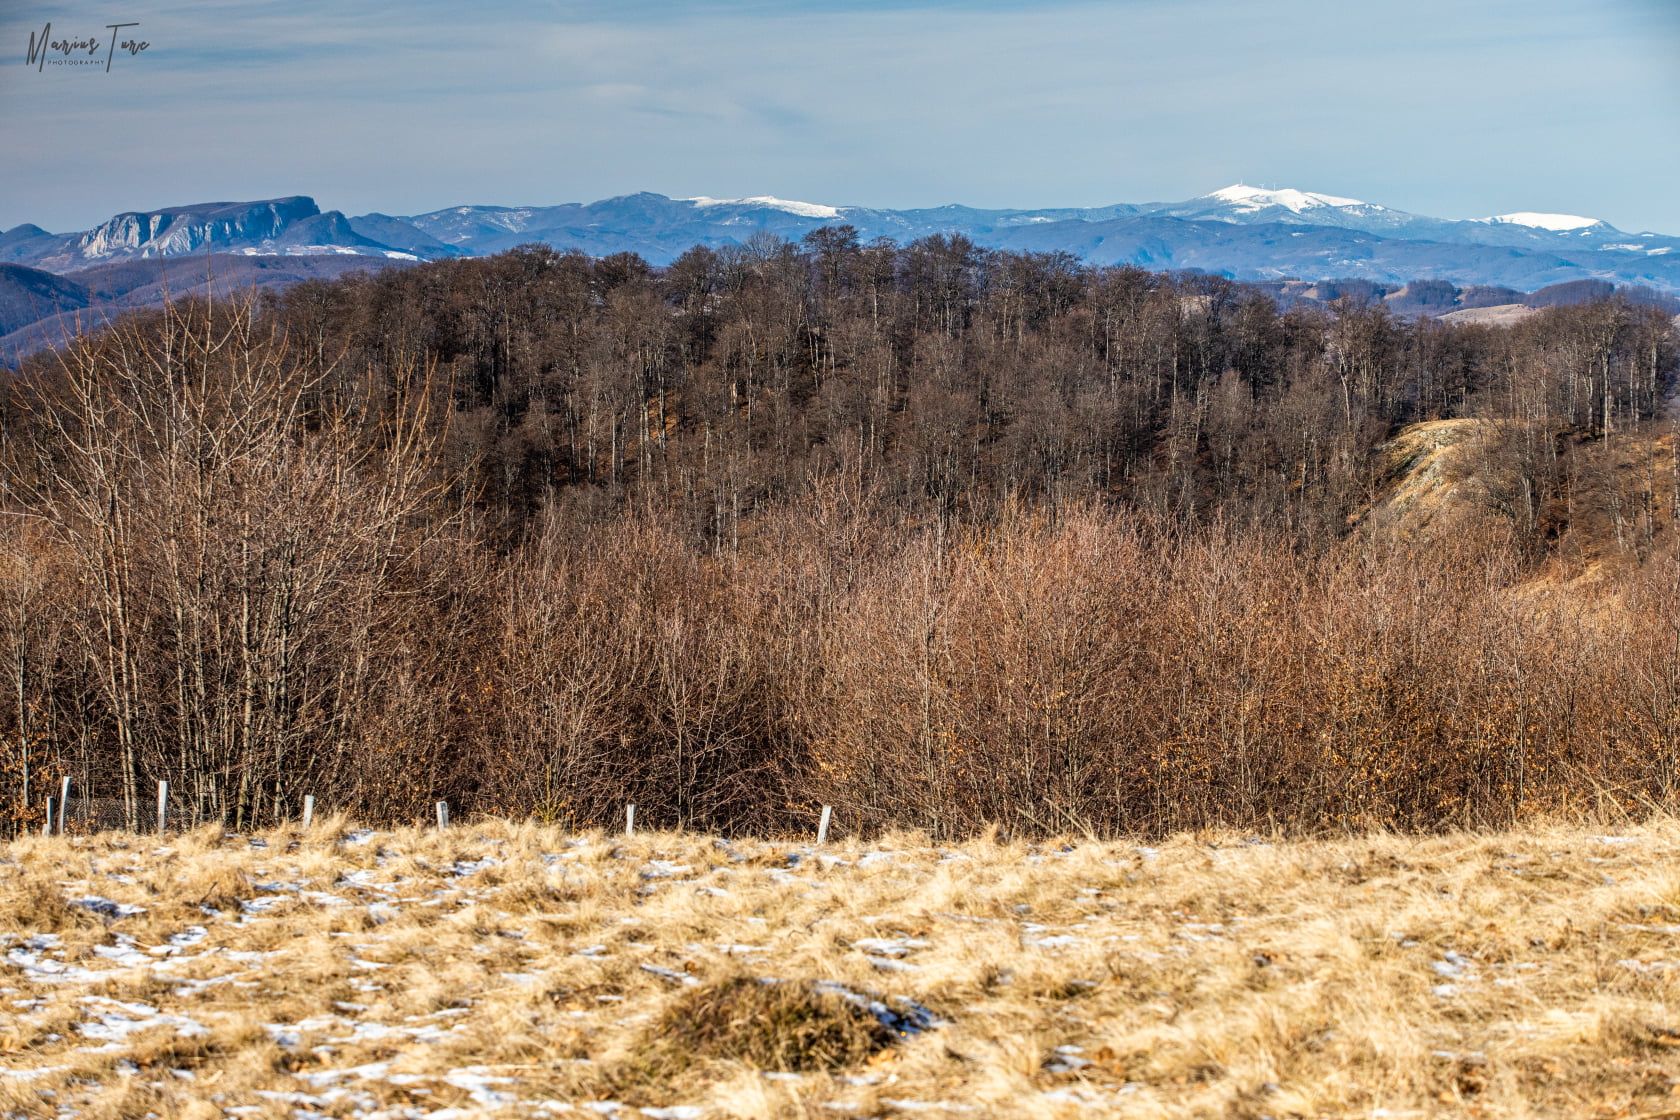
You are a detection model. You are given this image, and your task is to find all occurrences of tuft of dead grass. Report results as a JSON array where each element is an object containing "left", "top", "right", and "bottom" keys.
[
  {"left": 635, "top": 975, "right": 892, "bottom": 1076},
  {"left": 1, "top": 876, "right": 91, "bottom": 933}
]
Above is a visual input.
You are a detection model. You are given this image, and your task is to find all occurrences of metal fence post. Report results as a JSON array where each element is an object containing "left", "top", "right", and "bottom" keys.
[
  {"left": 817, "top": 805, "right": 832, "bottom": 844},
  {"left": 157, "top": 780, "right": 168, "bottom": 835}
]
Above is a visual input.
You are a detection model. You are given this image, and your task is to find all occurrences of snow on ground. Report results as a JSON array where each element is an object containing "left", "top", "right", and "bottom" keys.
[
  {"left": 227, "top": 245, "right": 419, "bottom": 259},
  {"left": 5, "top": 822, "right": 1680, "bottom": 1117}
]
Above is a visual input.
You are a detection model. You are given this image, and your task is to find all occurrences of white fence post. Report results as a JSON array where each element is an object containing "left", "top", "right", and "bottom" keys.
[
  {"left": 436, "top": 800, "right": 449, "bottom": 830},
  {"left": 625, "top": 804, "right": 635, "bottom": 837},
  {"left": 157, "top": 780, "right": 168, "bottom": 835},
  {"left": 817, "top": 805, "right": 832, "bottom": 844},
  {"left": 59, "top": 776, "right": 70, "bottom": 835},
  {"left": 42, "top": 797, "right": 53, "bottom": 837},
  {"left": 302, "top": 795, "right": 314, "bottom": 829}
]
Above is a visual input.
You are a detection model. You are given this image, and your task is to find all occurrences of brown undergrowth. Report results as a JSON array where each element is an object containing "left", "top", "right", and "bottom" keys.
[
  {"left": 8, "top": 818, "right": 1680, "bottom": 1117},
  {"left": 3, "top": 291, "right": 1678, "bottom": 843}
]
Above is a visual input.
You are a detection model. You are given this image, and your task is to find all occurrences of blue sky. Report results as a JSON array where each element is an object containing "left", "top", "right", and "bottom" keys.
[{"left": 2, "top": 0, "right": 1678, "bottom": 234}]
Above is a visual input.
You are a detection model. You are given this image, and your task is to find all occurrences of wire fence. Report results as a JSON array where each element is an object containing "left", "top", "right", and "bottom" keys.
[
  {"left": 60, "top": 796, "right": 135, "bottom": 834},
  {"left": 17, "top": 783, "right": 328, "bottom": 838},
  {"left": 15, "top": 793, "right": 838, "bottom": 843}
]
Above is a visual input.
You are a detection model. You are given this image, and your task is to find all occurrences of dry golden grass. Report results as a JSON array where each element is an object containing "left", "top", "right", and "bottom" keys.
[{"left": 7, "top": 818, "right": 1680, "bottom": 1118}]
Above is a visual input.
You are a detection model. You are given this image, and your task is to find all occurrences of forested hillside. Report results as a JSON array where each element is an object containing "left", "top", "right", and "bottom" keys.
[{"left": 0, "top": 229, "right": 1675, "bottom": 839}]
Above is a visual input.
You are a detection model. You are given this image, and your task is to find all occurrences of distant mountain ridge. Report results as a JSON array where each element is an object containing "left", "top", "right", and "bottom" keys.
[
  {"left": 0, "top": 198, "right": 435, "bottom": 272},
  {"left": 0, "top": 255, "right": 422, "bottom": 366},
  {"left": 3, "top": 185, "right": 1678, "bottom": 294},
  {"left": 386, "top": 186, "right": 1680, "bottom": 290}
]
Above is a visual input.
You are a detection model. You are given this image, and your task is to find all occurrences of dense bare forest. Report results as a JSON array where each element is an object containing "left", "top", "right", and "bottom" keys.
[{"left": 0, "top": 229, "right": 1676, "bottom": 838}]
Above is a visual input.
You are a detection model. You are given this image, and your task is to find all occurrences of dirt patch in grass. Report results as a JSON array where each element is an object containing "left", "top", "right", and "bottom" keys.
[{"left": 636, "top": 975, "right": 893, "bottom": 1074}]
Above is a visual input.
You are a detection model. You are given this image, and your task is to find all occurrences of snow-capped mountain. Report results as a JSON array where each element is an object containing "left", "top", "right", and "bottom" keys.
[
  {"left": 1480, "top": 212, "right": 1605, "bottom": 232},
  {"left": 1209, "top": 184, "right": 1366, "bottom": 211},
  {"left": 0, "top": 198, "right": 434, "bottom": 271},
  {"left": 1163, "top": 185, "right": 1396, "bottom": 225},
  {"left": 4, "top": 186, "right": 1677, "bottom": 293},
  {"left": 381, "top": 187, "right": 1679, "bottom": 290},
  {"left": 1146, "top": 187, "right": 1653, "bottom": 252},
  {"left": 687, "top": 195, "right": 844, "bottom": 219}
]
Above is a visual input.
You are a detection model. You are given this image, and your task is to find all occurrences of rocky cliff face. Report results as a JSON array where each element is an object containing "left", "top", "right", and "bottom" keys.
[
  {"left": 6, "top": 198, "right": 423, "bottom": 271},
  {"left": 71, "top": 197, "right": 323, "bottom": 263}
]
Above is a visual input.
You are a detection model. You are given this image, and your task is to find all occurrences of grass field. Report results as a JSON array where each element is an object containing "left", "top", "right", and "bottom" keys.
[{"left": 7, "top": 819, "right": 1680, "bottom": 1119}]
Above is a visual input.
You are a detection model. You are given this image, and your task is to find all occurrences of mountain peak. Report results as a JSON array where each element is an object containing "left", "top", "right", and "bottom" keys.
[
  {"left": 1203, "top": 184, "right": 1370, "bottom": 213},
  {"left": 1483, "top": 211, "right": 1603, "bottom": 232},
  {"left": 684, "top": 196, "right": 843, "bottom": 219}
]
